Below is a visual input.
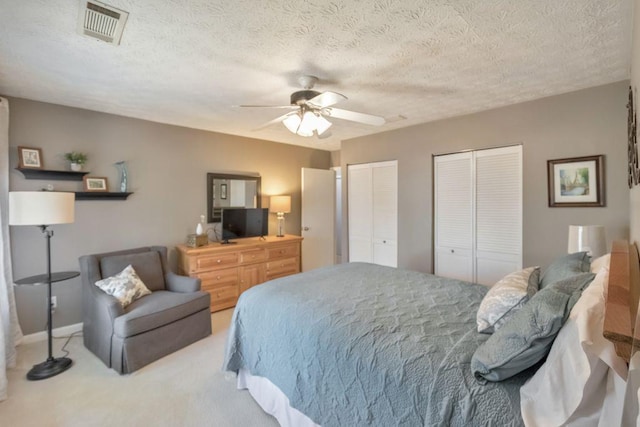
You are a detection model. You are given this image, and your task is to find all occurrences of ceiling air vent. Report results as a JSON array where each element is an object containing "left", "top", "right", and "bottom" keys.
[{"left": 77, "top": 0, "right": 129, "bottom": 45}]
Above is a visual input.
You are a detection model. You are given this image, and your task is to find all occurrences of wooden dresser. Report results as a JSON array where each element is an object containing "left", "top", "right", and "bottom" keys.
[{"left": 176, "top": 235, "right": 303, "bottom": 312}]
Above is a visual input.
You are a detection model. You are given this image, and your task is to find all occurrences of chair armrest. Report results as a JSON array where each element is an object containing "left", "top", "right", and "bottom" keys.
[
  {"left": 94, "top": 290, "right": 125, "bottom": 320},
  {"left": 166, "top": 272, "right": 201, "bottom": 293}
]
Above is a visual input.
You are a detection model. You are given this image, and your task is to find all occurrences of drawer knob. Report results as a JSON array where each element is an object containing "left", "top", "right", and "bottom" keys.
[
  {"left": 451, "top": 249, "right": 454, "bottom": 253},
  {"left": 217, "top": 259, "right": 221, "bottom": 263},
  {"left": 216, "top": 276, "right": 221, "bottom": 280}
]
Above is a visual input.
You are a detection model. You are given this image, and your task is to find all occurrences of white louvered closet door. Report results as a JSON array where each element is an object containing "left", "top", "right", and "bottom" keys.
[
  {"left": 475, "top": 146, "right": 522, "bottom": 285},
  {"left": 348, "top": 161, "right": 398, "bottom": 267},
  {"left": 348, "top": 165, "right": 373, "bottom": 263},
  {"left": 372, "top": 162, "right": 398, "bottom": 267},
  {"left": 434, "top": 146, "right": 522, "bottom": 285},
  {"left": 434, "top": 152, "right": 474, "bottom": 282}
]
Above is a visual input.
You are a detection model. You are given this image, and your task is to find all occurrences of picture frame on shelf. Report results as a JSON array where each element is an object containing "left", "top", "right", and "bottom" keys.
[
  {"left": 83, "top": 176, "right": 108, "bottom": 192},
  {"left": 17, "top": 146, "right": 43, "bottom": 169},
  {"left": 547, "top": 155, "right": 605, "bottom": 207}
]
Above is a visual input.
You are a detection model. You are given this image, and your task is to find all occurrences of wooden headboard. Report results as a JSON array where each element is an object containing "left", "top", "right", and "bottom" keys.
[{"left": 604, "top": 240, "right": 640, "bottom": 363}]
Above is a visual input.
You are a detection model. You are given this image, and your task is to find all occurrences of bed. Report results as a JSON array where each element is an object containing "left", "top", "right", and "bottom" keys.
[{"left": 223, "top": 242, "right": 637, "bottom": 426}]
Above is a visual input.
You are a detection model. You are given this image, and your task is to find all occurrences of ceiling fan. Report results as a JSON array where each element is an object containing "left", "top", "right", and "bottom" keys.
[{"left": 239, "top": 75, "right": 386, "bottom": 138}]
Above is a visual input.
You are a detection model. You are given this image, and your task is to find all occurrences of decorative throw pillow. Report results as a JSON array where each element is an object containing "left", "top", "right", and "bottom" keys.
[
  {"left": 94, "top": 264, "right": 151, "bottom": 307},
  {"left": 539, "top": 252, "right": 591, "bottom": 289},
  {"left": 471, "top": 272, "right": 595, "bottom": 382},
  {"left": 476, "top": 267, "right": 540, "bottom": 334},
  {"left": 520, "top": 266, "right": 628, "bottom": 426}
]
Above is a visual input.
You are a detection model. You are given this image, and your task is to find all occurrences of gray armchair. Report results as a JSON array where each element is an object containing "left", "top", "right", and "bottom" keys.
[{"left": 79, "top": 246, "right": 211, "bottom": 374}]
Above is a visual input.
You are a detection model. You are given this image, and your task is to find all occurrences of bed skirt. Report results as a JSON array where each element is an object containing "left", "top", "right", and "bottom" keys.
[{"left": 237, "top": 369, "right": 319, "bottom": 427}]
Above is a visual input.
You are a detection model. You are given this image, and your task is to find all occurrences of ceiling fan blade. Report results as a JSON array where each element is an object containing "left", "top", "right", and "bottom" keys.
[
  {"left": 252, "top": 112, "right": 297, "bottom": 131},
  {"left": 306, "top": 91, "right": 347, "bottom": 108},
  {"left": 324, "top": 108, "right": 385, "bottom": 126},
  {"left": 237, "top": 105, "right": 297, "bottom": 109}
]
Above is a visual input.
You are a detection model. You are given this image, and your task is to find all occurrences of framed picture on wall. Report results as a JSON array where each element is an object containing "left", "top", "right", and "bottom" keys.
[
  {"left": 17, "top": 146, "right": 43, "bottom": 169},
  {"left": 547, "top": 155, "right": 605, "bottom": 207},
  {"left": 83, "top": 176, "right": 109, "bottom": 192}
]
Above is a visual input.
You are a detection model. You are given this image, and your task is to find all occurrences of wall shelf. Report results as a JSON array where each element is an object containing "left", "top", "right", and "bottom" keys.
[
  {"left": 16, "top": 167, "right": 89, "bottom": 181},
  {"left": 74, "top": 192, "right": 133, "bottom": 201}
]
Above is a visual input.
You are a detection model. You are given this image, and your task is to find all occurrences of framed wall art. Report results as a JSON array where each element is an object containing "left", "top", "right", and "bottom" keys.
[
  {"left": 547, "top": 155, "right": 605, "bottom": 207},
  {"left": 83, "top": 176, "right": 109, "bottom": 192},
  {"left": 17, "top": 146, "right": 43, "bottom": 169}
]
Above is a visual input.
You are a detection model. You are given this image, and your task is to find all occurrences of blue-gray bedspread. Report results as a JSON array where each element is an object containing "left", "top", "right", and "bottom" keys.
[{"left": 223, "top": 263, "right": 532, "bottom": 426}]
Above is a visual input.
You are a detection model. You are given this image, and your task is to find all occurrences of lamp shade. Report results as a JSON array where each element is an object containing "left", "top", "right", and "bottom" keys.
[
  {"left": 568, "top": 225, "right": 606, "bottom": 258},
  {"left": 9, "top": 191, "right": 75, "bottom": 226},
  {"left": 269, "top": 195, "right": 291, "bottom": 214}
]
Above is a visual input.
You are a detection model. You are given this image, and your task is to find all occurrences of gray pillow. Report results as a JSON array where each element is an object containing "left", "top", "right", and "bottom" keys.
[
  {"left": 471, "top": 272, "right": 595, "bottom": 382},
  {"left": 539, "top": 252, "right": 591, "bottom": 289},
  {"left": 526, "top": 267, "right": 540, "bottom": 298}
]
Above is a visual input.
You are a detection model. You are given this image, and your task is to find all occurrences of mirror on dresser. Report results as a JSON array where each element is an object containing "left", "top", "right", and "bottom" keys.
[{"left": 207, "top": 173, "right": 262, "bottom": 223}]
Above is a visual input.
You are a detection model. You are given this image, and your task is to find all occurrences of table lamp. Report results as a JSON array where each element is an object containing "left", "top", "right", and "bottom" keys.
[
  {"left": 568, "top": 225, "right": 606, "bottom": 258},
  {"left": 9, "top": 191, "right": 75, "bottom": 380},
  {"left": 269, "top": 195, "right": 291, "bottom": 237}
]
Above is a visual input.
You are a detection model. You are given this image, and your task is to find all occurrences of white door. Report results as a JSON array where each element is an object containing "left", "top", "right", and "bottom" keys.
[
  {"left": 348, "top": 161, "right": 398, "bottom": 267},
  {"left": 301, "top": 168, "right": 335, "bottom": 272},
  {"left": 372, "top": 162, "right": 398, "bottom": 267},
  {"left": 348, "top": 165, "right": 373, "bottom": 263},
  {"left": 475, "top": 146, "right": 522, "bottom": 285},
  {"left": 434, "top": 152, "right": 474, "bottom": 281},
  {"left": 434, "top": 146, "right": 522, "bottom": 285}
]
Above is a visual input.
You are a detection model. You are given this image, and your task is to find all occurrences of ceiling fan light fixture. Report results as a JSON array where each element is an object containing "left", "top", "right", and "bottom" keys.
[
  {"left": 282, "top": 109, "right": 331, "bottom": 137},
  {"left": 315, "top": 114, "right": 332, "bottom": 135},
  {"left": 283, "top": 114, "right": 302, "bottom": 133},
  {"left": 299, "top": 110, "right": 318, "bottom": 133}
]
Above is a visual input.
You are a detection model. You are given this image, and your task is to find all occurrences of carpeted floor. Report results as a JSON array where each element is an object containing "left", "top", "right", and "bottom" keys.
[{"left": 1, "top": 309, "right": 278, "bottom": 427}]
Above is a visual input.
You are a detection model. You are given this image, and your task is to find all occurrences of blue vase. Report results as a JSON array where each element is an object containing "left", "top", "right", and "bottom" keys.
[{"left": 114, "top": 161, "right": 128, "bottom": 192}]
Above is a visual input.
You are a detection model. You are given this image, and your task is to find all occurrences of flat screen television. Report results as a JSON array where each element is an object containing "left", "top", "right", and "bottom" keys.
[{"left": 221, "top": 208, "right": 268, "bottom": 244}]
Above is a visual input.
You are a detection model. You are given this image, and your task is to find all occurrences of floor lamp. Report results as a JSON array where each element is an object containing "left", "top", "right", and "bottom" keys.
[{"left": 9, "top": 191, "right": 75, "bottom": 380}]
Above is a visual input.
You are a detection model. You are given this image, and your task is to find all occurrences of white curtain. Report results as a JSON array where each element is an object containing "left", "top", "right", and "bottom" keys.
[{"left": 0, "top": 97, "right": 23, "bottom": 400}]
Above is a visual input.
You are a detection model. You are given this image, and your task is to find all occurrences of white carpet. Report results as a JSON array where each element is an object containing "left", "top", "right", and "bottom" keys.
[{"left": 0, "top": 309, "right": 278, "bottom": 427}]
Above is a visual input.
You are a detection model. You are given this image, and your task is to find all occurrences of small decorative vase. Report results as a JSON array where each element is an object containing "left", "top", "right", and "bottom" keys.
[
  {"left": 70, "top": 163, "right": 82, "bottom": 172},
  {"left": 114, "top": 161, "right": 128, "bottom": 192}
]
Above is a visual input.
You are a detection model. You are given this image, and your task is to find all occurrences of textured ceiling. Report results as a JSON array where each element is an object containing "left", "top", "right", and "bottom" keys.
[{"left": 0, "top": 0, "right": 633, "bottom": 151}]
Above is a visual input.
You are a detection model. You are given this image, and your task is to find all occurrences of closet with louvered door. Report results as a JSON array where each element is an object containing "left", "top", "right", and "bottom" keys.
[
  {"left": 434, "top": 145, "right": 522, "bottom": 285},
  {"left": 348, "top": 160, "right": 398, "bottom": 267}
]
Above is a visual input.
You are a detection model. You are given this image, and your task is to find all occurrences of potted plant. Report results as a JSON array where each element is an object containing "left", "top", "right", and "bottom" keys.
[{"left": 64, "top": 151, "right": 88, "bottom": 171}]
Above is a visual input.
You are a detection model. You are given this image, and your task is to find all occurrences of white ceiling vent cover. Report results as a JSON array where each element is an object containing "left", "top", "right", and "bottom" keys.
[{"left": 77, "top": 0, "right": 129, "bottom": 45}]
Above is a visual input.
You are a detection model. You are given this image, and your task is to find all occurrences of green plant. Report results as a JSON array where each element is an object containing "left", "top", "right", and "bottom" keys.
[{"left": 64, "top": 151, "right": 88, "bottom": 164}]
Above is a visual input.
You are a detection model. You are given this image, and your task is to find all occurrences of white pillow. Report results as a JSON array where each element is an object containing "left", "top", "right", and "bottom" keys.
[
  {"left": 476, "top": 266, "right": 539, "bottom": 334},
  {"left": 590, "top": 253, "right": 610, "bottom": 274},
  {"left": 520, "top": 265, "right": 628, "bottom": 426},
  {"left": 94, "top": 264, "right": 151, "bottom": 307}
]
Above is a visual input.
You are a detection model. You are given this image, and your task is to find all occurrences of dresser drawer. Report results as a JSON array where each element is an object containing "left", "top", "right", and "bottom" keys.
[
  {"left": 196, "top": 252, "right": 238, "bottom": 270},
  {"left": 239, "top": 248, "right": 268, "bottom": 265},
  {"left": 207, "top": 284, "right": 239, "bottom": 312},
  {"left": 267, "top": 244, "right": 299, "bottom": 260},
  {"left": 198, "top": 267, "right": 239, "bottom": 288},
  {"left": 266, "top": 256, "right": 299, "bottom": 280}
]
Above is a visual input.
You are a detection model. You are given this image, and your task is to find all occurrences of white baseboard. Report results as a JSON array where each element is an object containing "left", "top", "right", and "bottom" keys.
[{"left": 21, "top": 322, "right": 83, "bottom": 345}]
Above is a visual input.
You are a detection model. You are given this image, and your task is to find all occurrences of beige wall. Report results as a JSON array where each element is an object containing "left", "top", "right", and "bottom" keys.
[
  {"left": 341, "top": 81, "right": 629, "bottom": 273},
  {"left": 8, "top": 98, "right": 330, "bottom": 334},
  {"left": 630, "top": 0, "right": 640, "bottom": 244}
]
